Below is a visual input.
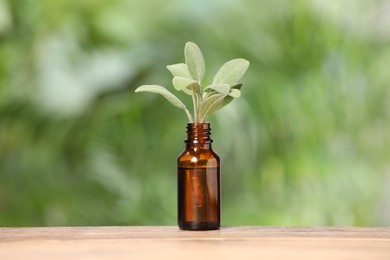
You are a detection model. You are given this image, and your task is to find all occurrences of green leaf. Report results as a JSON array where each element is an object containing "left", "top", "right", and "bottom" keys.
[
  {"left": 212, "top": 83, "right": 244, "bottom": 113},
  {"left": 135, "top": 85, "right": 193, "bottom": 122},
  {"left": 213, "top": 58, "right": 250, "bottom": 85},
  {"left": 231, "top": 83, "right": 243, "bottom": 90},
  {"left": 219, "top": 96, "right": 234, "bottom": 110},
  {"left": 135, "top": 85, "right": 187, "bottom": 109},
  {"left": 228, "top": 88, "right": 241, "bottom": 98},
  {"left": 199, "top": 93, "right": 226, "bottom": 121},
  {"left": 181, "top": 87, "right": 193, "bottom": 96},
  {"left": 184, "top": 42, "right": 205, "bottom": 82},
  {"left": 204, "top": 84, "right": 230, "bottom": 95},
  {"left": 166, "top": 63, "right": 192, "bottom": 79},
  {"left": 172, "top": 77, "right": 200, "bottom": 92}
]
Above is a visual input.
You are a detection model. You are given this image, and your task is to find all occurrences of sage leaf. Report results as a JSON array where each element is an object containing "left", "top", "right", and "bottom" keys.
[
  {"left": 213, "top": 58, "right": 249, "bottom": 85},
  {"left": 213, "top": 83, "right": 244, "bottom": 113},
  {"left": 166, "top": 63, "right": 192, "bottom": 79},
  {"left": 204, "top": 84, "right": 230, "bottom": 95},
  {"left": 135, "top": 85, "right": 193, "bottom": 122},
  {"left": 219, "top": 96, "right": 234, "bottom": 111},
  {"left": 173, "top": 77, "right": 200, "bottom": 92},
  {"left": 185, "top": 42, "right": 205, "bottom": 82},
  {"left": 181, "top": 87, "right": 193, "bottom": 96},
  {"left": 135, "top": 85, "right": 187, "bottom": 110},
  {"left": 199, "top": 93, "right": 226, "bottom": 121},
  {"left": 228, "top": 88, "right": 241, "bottom": 98},
  {"left": 135, "top": 42, "right": 249, "bottom": 124},
  {"left": 231, "top": 83, "right": 243, "bottom": 90}
]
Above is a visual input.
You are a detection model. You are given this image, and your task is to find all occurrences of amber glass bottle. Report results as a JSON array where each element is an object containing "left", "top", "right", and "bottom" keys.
[{"left": 177, "top": 123, "right": 220, "bottom": 230}]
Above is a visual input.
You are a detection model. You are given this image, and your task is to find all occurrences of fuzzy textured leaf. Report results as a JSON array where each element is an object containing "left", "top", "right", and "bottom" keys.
[
  {"left": 135, "top": 85, "right": 187, "bottom": 109},
  {"left": 199, "top": 93, "right": 226, "bottom": 120},
  {"left": 181, "top": 87, "right": 193, "bottom": 96},
  {"left": 185, "top": 42, "right": 205, "bottom": 82},
  {"left": 166, "top": 63, "right": 192, "bottom": 79},
  {"left": 172, "top": 77, "right": 200, "bottom": 92},
  {"left": 231, "top": 83, "right": 243, "bottom": 90},
  {"left": 219, "top": 96, "right": 234, "bottom": 111},
  {"left": 204, "top": 84, "right": 230, "bottom": 95},
  {"left": 214, "top": 83, "right": 244, "bottom": 113},
  {"left": 228, "top": 88, "right": 241, "bottom": 98},
  {"left": 213, "top": 58, "right": 249, "bottom": 85}
]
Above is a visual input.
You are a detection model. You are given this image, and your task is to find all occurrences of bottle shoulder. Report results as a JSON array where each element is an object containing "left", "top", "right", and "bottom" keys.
[{"left": 178, "top": 148, "right": 220, "bottom": 168}]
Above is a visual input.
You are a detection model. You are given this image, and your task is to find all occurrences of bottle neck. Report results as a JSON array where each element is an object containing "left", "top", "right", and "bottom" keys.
[{"left": 185, "top": 123, "right": 213, "bottom": 149}]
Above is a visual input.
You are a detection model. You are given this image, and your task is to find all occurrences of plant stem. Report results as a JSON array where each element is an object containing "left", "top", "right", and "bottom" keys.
[
  {"left": 196, "top": 92, "right": 202, "bottom": 123},
  {"left": 192, "top": 89, "right": 198, "bottom": 123}
]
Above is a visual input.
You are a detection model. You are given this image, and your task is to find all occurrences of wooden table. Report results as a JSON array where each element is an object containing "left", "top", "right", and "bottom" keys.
[{"left": 0, "top": 226, "right": 389, "bottom": 259}]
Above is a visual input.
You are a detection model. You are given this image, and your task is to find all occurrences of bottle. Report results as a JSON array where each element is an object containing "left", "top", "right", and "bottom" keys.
[{"left": 177, "top": 123, "right": 220, "bottom": 230}]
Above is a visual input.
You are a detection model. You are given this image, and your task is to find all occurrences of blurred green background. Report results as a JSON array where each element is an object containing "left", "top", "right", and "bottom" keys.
[{"left": 1, "top": 0, "right": 390, "bottom": 227}]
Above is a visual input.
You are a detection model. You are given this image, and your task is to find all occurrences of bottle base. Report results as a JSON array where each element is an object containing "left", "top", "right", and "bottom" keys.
[{"left": 179, "top": 221, "right": 220, "bottom": 231}]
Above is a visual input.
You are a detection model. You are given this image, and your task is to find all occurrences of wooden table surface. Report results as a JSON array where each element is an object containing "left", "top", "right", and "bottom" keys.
[{"left": 0, "top": 226, "right": 389, "bottom": 259}]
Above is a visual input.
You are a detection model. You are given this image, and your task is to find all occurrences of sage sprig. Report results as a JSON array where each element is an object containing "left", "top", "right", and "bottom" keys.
[{"left": 135, "top": 42, "right": 249, "bottom": 123}]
